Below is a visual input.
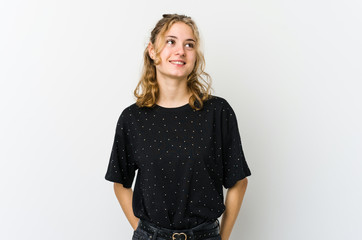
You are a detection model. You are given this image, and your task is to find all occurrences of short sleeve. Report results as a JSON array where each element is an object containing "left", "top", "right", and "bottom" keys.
[
  {"left": 104, "top": 110, "right": 138, "bottom": 188},
  {"left": 221, "top": 100, "right": 251, "bottom": 189}
]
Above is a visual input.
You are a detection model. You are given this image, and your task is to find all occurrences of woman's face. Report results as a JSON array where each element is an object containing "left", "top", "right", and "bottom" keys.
[{"left": 150, "top": 22, "right": 197, "bottom": 82}]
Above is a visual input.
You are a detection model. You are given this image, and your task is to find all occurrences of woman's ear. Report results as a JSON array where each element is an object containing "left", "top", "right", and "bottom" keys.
[{"left": 148, "top": 42, "right": 155, "bottom": 60}]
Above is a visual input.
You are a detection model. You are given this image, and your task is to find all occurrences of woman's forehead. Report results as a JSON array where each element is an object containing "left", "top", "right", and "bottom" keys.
[{"left": 164, "top": 22, "right": 196, "bottom": 40}]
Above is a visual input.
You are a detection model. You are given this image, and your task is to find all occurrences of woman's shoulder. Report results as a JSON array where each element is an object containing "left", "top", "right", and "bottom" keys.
[
  {"left": 205, "top": 94, "right": 232, "bottom": 109},
  {"left": 207, "top": 94, "right": 226, "bottom": 103},
  {"left": 122, "top": 102, "right": 139, "bottom": 112},
  {"left": 113, "top": 102, "right": 138, "bottom": 124}
]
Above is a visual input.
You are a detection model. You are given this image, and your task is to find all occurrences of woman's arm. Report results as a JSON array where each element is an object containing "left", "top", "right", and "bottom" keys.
[
  {"left": 220, "top": 178, "right": 248, "bottom": 240},
  {"left": 113, "top": 183, "right": 140, "bottom": 230}
]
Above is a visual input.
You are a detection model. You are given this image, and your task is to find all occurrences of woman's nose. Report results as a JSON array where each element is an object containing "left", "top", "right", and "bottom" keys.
[{"left": 175, "top": 44, "right": 185, "bottom": 56}]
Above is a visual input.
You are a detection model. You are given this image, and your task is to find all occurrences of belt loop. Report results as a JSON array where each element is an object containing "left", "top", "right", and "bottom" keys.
[
  {"left": 152, "top": 228, "right": 158, "bottom": 239},
  {"left": 190, "top": 229, "right": 195, "bottom": 240}
]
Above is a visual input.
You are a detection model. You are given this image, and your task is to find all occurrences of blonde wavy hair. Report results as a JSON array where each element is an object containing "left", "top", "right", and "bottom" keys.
[{"left": 134, "top": 13, "right": 214, "bottom": 111}]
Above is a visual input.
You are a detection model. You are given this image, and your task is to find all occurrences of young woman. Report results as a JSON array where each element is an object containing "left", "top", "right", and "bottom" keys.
[{"left": 105, "top": 13, "right": 251, "bottom": 240}]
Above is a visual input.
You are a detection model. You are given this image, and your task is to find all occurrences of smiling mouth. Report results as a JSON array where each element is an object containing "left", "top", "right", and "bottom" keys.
[{"left": 169, "top": 60, "right": 186, "bottom": 65}]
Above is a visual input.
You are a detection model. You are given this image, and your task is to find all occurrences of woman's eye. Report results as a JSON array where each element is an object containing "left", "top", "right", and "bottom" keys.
[
  {"left": 186, "top": 43, "right": 194, "bottom": 48},
  {"left": 166, "top": 39, "right": 175, "bottom": 45}
]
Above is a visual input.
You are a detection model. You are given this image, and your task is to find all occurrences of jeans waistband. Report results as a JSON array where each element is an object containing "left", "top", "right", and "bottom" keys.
[{"left": 137, "top": 218, "right": 220, "bottom": 240}]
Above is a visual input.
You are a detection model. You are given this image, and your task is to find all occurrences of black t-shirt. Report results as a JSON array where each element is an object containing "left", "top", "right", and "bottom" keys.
[{"left": 105, "top": 95, "right": 251, "bottom": 230}]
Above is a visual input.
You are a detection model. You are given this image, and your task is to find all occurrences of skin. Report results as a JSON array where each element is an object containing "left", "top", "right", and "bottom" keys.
[
  {"left": 148, "top": 22, "right": 196, "bottom": 107},
  {"left": 220, "top": 178, "right": 248, "bottom": 240},
  {"left": 113, "top": 21, "right": 249, "bottom": 240},
  {"left": 113, "top": 183, "right": 139, "bottom": 230}
]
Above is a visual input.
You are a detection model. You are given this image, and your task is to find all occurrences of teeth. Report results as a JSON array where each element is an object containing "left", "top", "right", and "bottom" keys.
[{"left": 171, "top": 61, "right": 185, "bottom": 65}]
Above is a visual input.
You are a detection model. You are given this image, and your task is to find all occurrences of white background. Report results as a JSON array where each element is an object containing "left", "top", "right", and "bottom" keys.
[{"left": 1, "top": 0, "right": 361, "bottom": 239}]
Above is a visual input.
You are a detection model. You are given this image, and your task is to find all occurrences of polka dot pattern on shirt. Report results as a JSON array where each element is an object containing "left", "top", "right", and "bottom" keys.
[{"left": 105, "top": 95, "right": 251, "bottom": 230}]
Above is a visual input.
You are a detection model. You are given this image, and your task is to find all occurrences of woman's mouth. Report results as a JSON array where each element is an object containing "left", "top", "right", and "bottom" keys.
[{"left": 169, "top": 60, "right": 186, "bottom": 66}]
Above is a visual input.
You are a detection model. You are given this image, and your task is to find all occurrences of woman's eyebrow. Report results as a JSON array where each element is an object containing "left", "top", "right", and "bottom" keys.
[{"left": 166, "top": 35, "right": 196, "bottom": 42}]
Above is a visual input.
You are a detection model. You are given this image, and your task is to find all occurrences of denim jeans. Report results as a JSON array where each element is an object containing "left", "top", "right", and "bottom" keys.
[{"left": 132, "top": 219, "right": 221, "bottom": 240}]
